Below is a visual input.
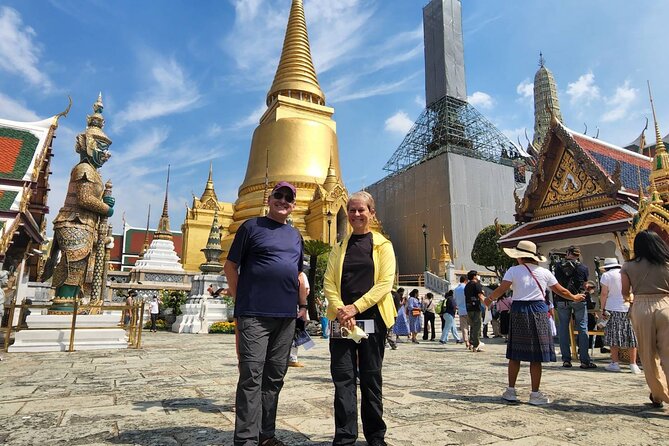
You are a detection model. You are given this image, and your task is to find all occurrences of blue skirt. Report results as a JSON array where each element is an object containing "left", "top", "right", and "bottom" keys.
[
  {"left": 506, "top": 300, "right": 556, "bottom": 363},
  {"left": 393, "top": 305, "right": 410, "bottom": 336}
]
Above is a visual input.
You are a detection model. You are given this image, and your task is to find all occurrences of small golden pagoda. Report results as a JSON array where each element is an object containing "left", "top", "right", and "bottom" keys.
[
  {"left": 223, "top": 0, "right": 348, "bottom": 249},
  {"left": 628, "top": 84, "right": 669, "bottom": 252},
  {"left": 181, "top": 163, "right": 233, "bottom": 272},
  {"left": 437, "top": 231, "right": 453, "bottom": 279}
]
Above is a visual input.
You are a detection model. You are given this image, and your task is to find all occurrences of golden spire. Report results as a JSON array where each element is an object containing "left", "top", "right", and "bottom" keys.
[
  {"left": 200, "top": 161, "right": 218, "bottom": 203},
  {"left": 439, "top": 230, "right": 452, "bottom": 263},
  {"left": 154, "top": 165, "right": 173, "bottom": 241},
  {"left": 139, "top": 204, "right": 151, "bottom": 259},
  {"left": 266, "top": 0, "right": 325, "bottom": 106},
  {"left": 648, "top": 82, "right": 669, "bottom": 199},
  {"left": 323, "top": 152, "right": 338, "bottom": 191}
]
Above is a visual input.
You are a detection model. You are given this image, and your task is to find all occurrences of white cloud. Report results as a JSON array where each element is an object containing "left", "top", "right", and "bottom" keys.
[
  {"left": 567, "top": 72, "right": 600, "bottom": 105},
  {"left": 516, "top": 79, "right": 533, "bottom": 99},
  {"left": 468, "top": 91, "right": 494, "bottom": 110},
  {"left": 0, "top": 92, "right": 40, "bottom": 121},
  {"left": 601, "top": 81, "right": 638, "bottom": 123},
  {"left": 414, "top": 95, "right": 425, "bottom": 108},
  {"left": 232, "top": 103, "right": 267, "bottom": 129},
  {"left": 105, "top": 127, "right": 170, "bottom": 175},
  {"left": 332, "top": 72, "right": 420, "bottom": 103},
  {"left": 113, "top": 57, "right": 202, "bottom": 130},
  {"left": 385, "top": 111, "right": 414, "bottom": 135},
  {"left": 0, "top": 7, "right": 53, "bottom": 90}
]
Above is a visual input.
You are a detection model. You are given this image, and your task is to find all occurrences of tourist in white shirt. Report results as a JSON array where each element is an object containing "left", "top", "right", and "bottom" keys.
[
  {"left": 149, "top": 295, "right": 160, "bottom": 332},
  {"left": 485, "top": 240, "right": 585, "bottom": 405},
  {"left": 599, "top": 258, "right": 640, "bottom": 373}
]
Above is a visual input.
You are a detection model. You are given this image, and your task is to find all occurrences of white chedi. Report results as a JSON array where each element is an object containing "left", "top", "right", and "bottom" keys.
[{"left": 134, "top": 239, "right": 185, "bottom": 272}]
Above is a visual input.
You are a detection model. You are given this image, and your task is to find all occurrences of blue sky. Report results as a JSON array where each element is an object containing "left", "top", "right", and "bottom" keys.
[{"left": 1, "top": 0, "right": 668, "bottom": 233}]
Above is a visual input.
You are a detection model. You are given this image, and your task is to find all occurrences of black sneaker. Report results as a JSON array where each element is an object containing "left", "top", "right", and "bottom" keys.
[
  {"left": 562, "top": 361, "right": 572, "bottom": 368},
  {"left": 368, "top": 439, "right": 388, "bottom": 446}
]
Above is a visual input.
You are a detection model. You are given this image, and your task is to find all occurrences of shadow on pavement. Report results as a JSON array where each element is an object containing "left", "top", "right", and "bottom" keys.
[
  {"left": 110, "top": 427, "right": 331, "bottom": 446},
  {"left": 411, "top": 390, "right": 667, "bottom": 420},
  {"left": 133, "top": 398, "right": 233, "bottom": 413}
]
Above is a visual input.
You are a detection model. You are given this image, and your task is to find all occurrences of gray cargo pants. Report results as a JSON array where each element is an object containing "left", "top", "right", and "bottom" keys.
[{"left": 234, "top": 316, "right": 296, "bottom": 446}]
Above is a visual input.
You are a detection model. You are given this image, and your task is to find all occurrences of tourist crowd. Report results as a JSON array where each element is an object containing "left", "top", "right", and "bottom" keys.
[{"left": 223, "top": 179, "right": 667, "bottom": 446}]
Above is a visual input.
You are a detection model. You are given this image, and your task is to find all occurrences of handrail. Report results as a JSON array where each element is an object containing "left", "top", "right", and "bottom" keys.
[
  {"left": 424, "top": 271, "right": 450, "bottom": 295},
  {"left": 2, "top": 300, "right": 144, "bottom": 352}
]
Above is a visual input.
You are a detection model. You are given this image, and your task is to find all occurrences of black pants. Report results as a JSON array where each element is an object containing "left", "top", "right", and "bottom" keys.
[
  {"left": 150, "top": 313, "right": 158, "bottom": 331},
  {"left": 330, "top": 322, "right": 387, "bottom": 445},
  {"left": 422, "top": 312, "right": 435, "bottom": 340}
]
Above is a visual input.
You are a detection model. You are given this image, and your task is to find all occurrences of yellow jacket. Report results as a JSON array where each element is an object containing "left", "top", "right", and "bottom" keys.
[{"left": 324, "top": 231, "right": 397, "bottom": 329}]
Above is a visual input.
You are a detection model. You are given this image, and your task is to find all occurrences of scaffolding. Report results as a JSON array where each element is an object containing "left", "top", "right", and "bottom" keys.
[{"left": 383, "top": 95, "right": 523, "bottom": 174}]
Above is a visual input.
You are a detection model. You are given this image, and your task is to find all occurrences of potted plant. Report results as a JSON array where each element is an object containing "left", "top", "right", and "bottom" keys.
[{"left": 221, "top": 294, "right": 235, "bottom": 322}]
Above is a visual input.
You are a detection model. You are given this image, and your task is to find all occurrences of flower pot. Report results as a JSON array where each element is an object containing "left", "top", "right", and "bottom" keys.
[
  {"left": 320, "top": 316, "right": 329, "bottom": 339},
  {"left": 226, "top": 306, "right": 235, "bottom": 322}
]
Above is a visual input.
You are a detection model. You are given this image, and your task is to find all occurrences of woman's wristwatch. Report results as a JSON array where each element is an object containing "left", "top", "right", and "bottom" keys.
[{"left": 298, "top": 304, "right": 308, "bottom": 309}]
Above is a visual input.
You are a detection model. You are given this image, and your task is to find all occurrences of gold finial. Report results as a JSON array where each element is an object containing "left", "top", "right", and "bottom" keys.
[
  {"left": 200, "top": 161, "right": 218, "bottom": 202},
  {"left": 439, "top": 229, "right": 451, "bottom": 263},
  {"left": 139, "top": 204, "right": 151, "bottom": 259},
  {"left": 649, "top": 81, "right": 667, "bottom": 155},
  {"left": 54, "top": 96, "right": 72, "bottom": 126},
  {"left": 154, "top": 165, "right": 173, "bottom": 241},
  {"left": 266, "top": 0, "right": 325, "bottom": 106}
]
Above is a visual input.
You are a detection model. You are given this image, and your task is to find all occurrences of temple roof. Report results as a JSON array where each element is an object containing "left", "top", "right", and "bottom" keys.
[
  {"left": 570, "top": 132, "right": 651, "bottom": 195},
  {"left": 266, "top": 0, "right": 325, "bottom": 106},
  {"left": 0, "top": 115, "right": 60, "bottom": 255},
  {"left": 500, "top": 204, "right": 635, "bottom": 246},
  {"left": 501, "top": 118, "right": 649, "bottom": 246}
]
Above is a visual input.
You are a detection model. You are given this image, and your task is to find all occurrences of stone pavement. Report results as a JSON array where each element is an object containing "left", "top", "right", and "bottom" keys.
[{"left": 0, "top": 330, "right": 667, "bottom": 446}]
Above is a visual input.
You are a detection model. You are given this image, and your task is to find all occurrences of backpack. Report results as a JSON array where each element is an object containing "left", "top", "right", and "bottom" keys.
[{"left": 435, "top": 299, "right": 444, "bottom": 315}]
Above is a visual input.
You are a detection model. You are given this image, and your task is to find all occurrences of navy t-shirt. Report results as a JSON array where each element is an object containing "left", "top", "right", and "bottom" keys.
[{"left": 227, "top": 217, "right": 303, "bottom": 318}]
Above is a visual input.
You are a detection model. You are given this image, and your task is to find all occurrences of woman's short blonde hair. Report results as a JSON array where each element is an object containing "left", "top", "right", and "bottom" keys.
[{"left": 347, "top": 191, "right": 375, "bottom": 212}]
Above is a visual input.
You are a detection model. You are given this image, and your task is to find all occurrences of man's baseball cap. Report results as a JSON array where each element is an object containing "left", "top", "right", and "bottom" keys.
[{"left": 272, "top": 181, "right": 296, "bottom": 195}]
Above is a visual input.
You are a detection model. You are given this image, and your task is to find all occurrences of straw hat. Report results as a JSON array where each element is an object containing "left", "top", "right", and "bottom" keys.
[
  {"left": 602, "top": 257, "right": 621, "bottom": 269},
  {"left": 503, "top": 240, "right": 547, "bottom": 262}
]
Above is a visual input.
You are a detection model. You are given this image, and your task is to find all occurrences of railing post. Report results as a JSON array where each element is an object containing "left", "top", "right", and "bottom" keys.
[
  {"left": 135, "top": 301, "right": 145, "bottom": 349},
  {"left": 3, "top": 297, "right": 16, "bottom": 352},
  {"left": 16, "top": 302, "right": 26, "bottom": 333},
  {"left": 68, "top": 299, "right": 79, "bottom": 352}
]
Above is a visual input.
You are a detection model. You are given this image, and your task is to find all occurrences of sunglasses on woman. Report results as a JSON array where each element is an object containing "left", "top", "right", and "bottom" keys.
[{"left": 272, "top": 191, "right": 295, "bottom": 203}]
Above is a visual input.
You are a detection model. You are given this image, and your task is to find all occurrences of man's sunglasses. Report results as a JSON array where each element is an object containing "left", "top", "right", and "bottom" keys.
[{"left": 272, "top": 191, "right": 295, "bottom": 203}]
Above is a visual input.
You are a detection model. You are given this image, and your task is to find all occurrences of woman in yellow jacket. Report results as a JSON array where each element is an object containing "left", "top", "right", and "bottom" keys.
[{"left": 324, "top": 191, "right": 396, "bottom": 446}]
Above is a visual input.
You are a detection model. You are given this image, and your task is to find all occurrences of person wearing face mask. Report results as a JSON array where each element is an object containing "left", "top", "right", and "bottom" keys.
[{"left": 324, "top": 191, "right": 396, "bottom": 446}]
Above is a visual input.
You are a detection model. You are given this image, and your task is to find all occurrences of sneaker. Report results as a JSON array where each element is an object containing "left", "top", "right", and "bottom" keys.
[
  {"left": 605, "top": 362, "right": 621, "bottom": 372},
  {"left": 502, "top": 387, "right": 518, "bottom": 402},
  {"left": 562, "top": 361, "right": 572, "bottom": 368},
  {"left": 630, "top": 364, "right": 642, "bottom": 374},
  {"left": 474, "top": 346, "right": 485, "bottom": 352},
  {"left": 287, "top": 361, "right": 304, "bottom": 368},
  {"left": 456, "top": 340, "right": 464, "bottom": 344},
  {"left": 529, "top": 391, "right": 551, "bottom": 405}
]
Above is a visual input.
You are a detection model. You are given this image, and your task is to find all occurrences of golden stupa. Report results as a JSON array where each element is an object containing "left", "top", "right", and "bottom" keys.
[
  {"left": 181, "top": 163, "right": 234, "bottom": 272},
  {"left": 222, "top": 0, "right": 348, "bottom": 248}
]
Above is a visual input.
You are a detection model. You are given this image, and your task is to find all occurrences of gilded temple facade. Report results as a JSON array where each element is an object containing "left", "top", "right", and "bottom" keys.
[
  {"left": 222, "top": 0, "right": 349, "bottom": 250},
  {"left": 180, "top": 165, "right": 233, "bottom": 272},
  {"left": 627, "top": 91, "right": 669, "bottom": 254}
]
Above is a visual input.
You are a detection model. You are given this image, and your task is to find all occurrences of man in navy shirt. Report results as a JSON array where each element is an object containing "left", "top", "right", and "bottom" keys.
[{"left": 224, "top": 181, "right": 306, "bottom": 446}]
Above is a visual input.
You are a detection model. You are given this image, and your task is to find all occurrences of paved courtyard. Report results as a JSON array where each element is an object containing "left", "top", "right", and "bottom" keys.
[{"left": 1, "top": 329, "right": 667, "bottom": 446}]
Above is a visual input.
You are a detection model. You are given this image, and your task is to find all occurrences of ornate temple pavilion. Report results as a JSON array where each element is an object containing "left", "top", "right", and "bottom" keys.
[
  {"left": 0, "top": 110, "right": 65, "bottom": 280},
  {"left": 180, "top": 164, "right": 232, "bottom": 273},
  {"left": 499, "top": 112, "right": 650, "bottom": 261}
]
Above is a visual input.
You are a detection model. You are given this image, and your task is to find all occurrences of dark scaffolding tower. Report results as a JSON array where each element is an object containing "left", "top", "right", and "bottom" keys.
[{"left": 383, "top": 95, "right": 522, "bottom": 175}]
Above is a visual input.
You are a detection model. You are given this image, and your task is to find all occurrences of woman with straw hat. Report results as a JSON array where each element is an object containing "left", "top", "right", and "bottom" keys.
[{"left": 485, "top": 240, "right": 585, "bottom": 405}]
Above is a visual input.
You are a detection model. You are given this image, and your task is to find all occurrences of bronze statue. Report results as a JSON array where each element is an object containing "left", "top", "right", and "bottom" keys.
[{"left": 43, "top": 94, "right": 115, "bottom": 310}]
